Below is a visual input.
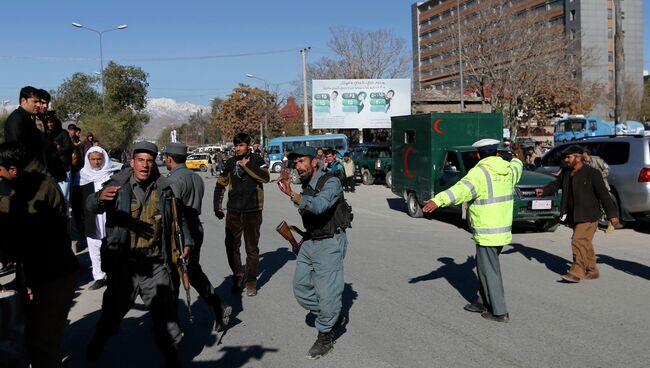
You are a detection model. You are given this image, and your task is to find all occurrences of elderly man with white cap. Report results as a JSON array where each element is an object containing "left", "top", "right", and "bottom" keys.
[
  {"left": 422, "top": 138, "right": 523, "bottom": 323},
  {"left": 78, "top": 146, "right": 120, "bottom": 290}
]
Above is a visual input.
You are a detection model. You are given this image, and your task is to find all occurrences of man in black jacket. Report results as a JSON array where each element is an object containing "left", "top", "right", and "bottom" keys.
[
  {"left": 3, "top": 86, "right": 45, "bottom": 171},
  {"left": 214, "top": 133, "right": 270, "bottom": 297},
  {"left": 536, "top": 145, "right": 619, "bottom": 282}
]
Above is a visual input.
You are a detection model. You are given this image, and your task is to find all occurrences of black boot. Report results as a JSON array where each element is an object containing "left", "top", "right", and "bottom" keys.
[
  {"left": 208, "top": 294, "right": 232, "bottom": 332},
  {"left": 306, "top": 331, "right": 334, "bottom": 360}
]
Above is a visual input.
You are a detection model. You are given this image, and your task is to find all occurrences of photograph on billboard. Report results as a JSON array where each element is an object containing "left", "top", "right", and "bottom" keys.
[{"left": 312, "top": 79, "right": 411, "bottom": 129}]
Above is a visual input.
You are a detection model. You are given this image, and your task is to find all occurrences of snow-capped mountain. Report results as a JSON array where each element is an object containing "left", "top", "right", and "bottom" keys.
[{"left": 139, "top": 98, "right": 208, "bottom": 140}]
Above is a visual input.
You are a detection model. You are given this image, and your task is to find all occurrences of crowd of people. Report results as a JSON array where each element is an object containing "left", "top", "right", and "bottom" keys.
[{"left": 0, "top": 85, "right": 623, "bottom": 367}]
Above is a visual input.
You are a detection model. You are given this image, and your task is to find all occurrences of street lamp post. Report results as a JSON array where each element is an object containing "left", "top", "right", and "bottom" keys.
[
  {"left": 246, "top": 74, "right": 271, "bottom": 146},
  {"left": 72, "top": 22, "right": 128, "bottom": 109}
]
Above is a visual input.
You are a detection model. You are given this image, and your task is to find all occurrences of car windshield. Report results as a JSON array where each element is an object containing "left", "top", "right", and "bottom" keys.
[
  {"left": 461, "top": 151, "right": 481, "bottom": 171},
  {"left": 367, "top": 148, "right": 391, "bottom": 158}
]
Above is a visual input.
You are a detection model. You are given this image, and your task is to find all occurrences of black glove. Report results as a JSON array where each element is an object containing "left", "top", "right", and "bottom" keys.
[{"left": 215, "top": 210, "right": 225, "bottom": 220}]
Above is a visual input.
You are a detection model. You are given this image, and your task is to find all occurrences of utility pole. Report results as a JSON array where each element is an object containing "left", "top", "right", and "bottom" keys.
[
  {"left": 457, "top": 0, "right": 464, "bottom": 112},
  {"left": 301, "top": 47, "right": 311, "bottom": 136},
  {"left": 613, "top": 0, "right": 625, "bottom": 124}
]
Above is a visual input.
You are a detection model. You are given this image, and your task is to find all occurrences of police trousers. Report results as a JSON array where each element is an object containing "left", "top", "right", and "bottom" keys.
[
  {"left": 293, "top": 231, "right": 347, "bottom": 333},
  {"left": 94, "top": 258, "right": 182, "bottom": 351},
  {"left": 476, "top": 245, "right": 507, "bottom": 316}
]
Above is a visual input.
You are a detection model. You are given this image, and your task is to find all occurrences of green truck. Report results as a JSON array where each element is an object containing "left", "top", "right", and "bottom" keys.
[
  {"left": 391, "top": 113, "right": 562, "bottom": 232},
  {"left": 350, "top": 144, "right": 392, "bottom": 187}
]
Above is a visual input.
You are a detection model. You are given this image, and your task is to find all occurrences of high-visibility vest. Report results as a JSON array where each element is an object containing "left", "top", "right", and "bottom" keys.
[{"left": 432, "top": 156, "right": 523, "bottom": 246}]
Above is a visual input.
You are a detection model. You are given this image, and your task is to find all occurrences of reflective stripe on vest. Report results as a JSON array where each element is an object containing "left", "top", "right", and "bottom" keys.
[
  {"left": 478, "top": 166, "right": 494, "bottom": 200},
  {"left": 460, "top": 180, "right": 478, "bottom": 200},
  {"left": 474, "top": 194, "right": 513, "bottom": 206},
  {"left": 473, "top": 226, "right": 512, "bottom": 234},
  {"left": 442, "top": 189, "right": 456, "bottom": 203}
]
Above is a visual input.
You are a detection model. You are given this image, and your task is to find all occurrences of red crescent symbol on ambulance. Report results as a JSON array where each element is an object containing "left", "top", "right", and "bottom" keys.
[
  {"left": 434, "top": 119, "right": 444, "bottom": 134},
  {"left": 404, "top": 146, "right": 415, "bottom": 179}
]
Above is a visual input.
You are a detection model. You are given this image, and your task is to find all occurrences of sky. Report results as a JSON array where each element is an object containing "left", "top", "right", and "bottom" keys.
[{"left": 0, "top": 0, "right": 648, "bottom": 107}]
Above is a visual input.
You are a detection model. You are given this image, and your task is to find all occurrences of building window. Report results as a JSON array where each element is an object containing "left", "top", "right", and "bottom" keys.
[
  {"left": 569, "top": 10, "right": 575, "bottom": 21},
  {"left": 608, "top": 28, "right": 613, "bottom": 38},
  {"left": 608, "top": 9, "right": 613, "bottom": 20},
  {"left": 608, "top": 70, "right": 614, "bottom": 80},
  {"left": 608, "top": 52, "right": 613, "bottom": 62}
]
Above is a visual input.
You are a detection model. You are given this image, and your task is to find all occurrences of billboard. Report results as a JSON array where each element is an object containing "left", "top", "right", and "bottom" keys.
[{"left": 312, "top": 79, "right": 411, "bottom": 129}]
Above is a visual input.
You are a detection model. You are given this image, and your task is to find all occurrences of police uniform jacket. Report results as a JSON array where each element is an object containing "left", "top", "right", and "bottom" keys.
[
  {"left": 85, "top": 167, "right": 193, "bottom": 267},
  {"left": 162, "top": 164, "right": 204, "bottom": 245}
]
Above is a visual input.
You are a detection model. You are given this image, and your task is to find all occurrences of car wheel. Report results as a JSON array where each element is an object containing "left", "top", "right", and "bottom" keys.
[
  {"left": 271, "top": 162, "right": 282, "bottom": 173},
  {"left": 291, "top": 169, "right": 301, "bottom": 184},
  {"left": 385, "top": 170, "right": 392, "bottom": 188},
  {"left": 406, "top": 192, "right": 423, "bottom": 218},
  {"left": 199, "top": 164, "right": 207, "bottom": 172},
  {"left": 598, "top": 192, "right": 625, "bottom": 229},
  {"left": 362, "top": 169, "right": 375, "bottom": 185},
  {"left": 535, "top": 219, "right": 560, "bottom": 232}
]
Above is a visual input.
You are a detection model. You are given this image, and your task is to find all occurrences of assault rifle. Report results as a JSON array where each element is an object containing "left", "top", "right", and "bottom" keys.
[
  {"left": 275, "top": 221, "right": 306, "bottom": 255},
  {"left": 171, "top": 198, "right": 193, "bottom": 323}
]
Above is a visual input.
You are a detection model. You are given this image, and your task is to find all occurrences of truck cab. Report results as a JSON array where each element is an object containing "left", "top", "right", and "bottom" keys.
[{"left": 391, "top": 113, "right": 561, "bottom": 232}]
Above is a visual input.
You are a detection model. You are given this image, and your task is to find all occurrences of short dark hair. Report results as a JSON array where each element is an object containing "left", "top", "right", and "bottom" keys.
[
  {"left": 325, "top": 148, "right": 337, "bottom": 156},
  {"left": 0, "top": 142, "right": 29, "bottom": 172},
  {"left": 19, "top": 86, "right": 39, "bottom": 101},
  {"left": 165, "top": 153, "right": 187, "bottom": 164},
  {"left": 67, "top": 123, "right": 78, "bottom": 130},
  {"left": 37, "top": 89, "right": 51, "bottom": 102},
  {"left": 233, "top": 132, "right": 251, "bottom": 145},
  {"left": 582, "top": 147, "right": 591, "bottom": 155}
]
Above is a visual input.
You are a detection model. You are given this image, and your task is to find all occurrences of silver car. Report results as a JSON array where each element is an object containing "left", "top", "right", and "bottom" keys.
[{"left": 534, "top": 135, "right": 650, "bottom": 226}]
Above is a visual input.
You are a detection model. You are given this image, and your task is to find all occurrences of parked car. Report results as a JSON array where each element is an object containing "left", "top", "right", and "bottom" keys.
[
  {"left": 535, "top": 135, "right": 650, "bottom": 227},
  {"left": 350, "top": 144, "right": 392, "bottom": 187},
  {"left": 185, "top": 153, "right": 211, "bottom": 172}
]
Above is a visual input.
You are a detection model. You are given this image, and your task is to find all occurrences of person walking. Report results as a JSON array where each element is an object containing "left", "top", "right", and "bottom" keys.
[
  {"left": 0, "top": 142, "right": 79, "bottom": 368},
  {"left": 536, "top": 145, "right": 619, "bottom": 283},
  {"left": 277, "top": 146, "right": 351, "bottom": 359},
  {"left": 78, "top": 147, "right": 120, "bottom": 290},
  {"left": 84, "top": 142, "right": 188, "bottom": 367},
  {"left": 161, "top": 142, "right": 232, "bottom": 331},
  {"left": 341, "top": 152, "right": 356, "bottom": 192},
  {"left": 422, "top": 139, "right": 523, "bottom": 323},
  {"left": 214, "top": 133, "right": 270, "bottom": 296}
]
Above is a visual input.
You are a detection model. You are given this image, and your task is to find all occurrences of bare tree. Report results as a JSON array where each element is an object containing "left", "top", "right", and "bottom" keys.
[
  {"left": 294, "top": 26, "right": 411, "bottom": 104},
  {"left": 441, "top": 0, "right": 602, "bottom": 137}
]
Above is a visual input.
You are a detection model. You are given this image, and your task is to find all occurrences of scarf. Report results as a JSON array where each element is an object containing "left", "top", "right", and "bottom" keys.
[{"left": 79, "top": 146, "right": 121, "bottom": 186}]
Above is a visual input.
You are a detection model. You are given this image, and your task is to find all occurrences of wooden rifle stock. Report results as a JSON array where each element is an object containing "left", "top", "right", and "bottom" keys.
[
  {"left": 171, "top": 198, "right": 193, "bottom": 323},
  {"left": 275, "top": 221, "right": 305, "bottom": 255}
]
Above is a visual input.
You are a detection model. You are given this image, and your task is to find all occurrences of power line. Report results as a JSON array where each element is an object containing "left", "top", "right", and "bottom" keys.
[{"left": 0, "top": 47, "right": 301, "bottom": 63}]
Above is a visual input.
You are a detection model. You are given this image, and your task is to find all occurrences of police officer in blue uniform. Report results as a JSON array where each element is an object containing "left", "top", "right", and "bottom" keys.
[
  {"left": 161, "top": 142, "right": 231, "bottom": 331},
  {"left": 278, "top": 146, "right": 350, "bottom": 360}
]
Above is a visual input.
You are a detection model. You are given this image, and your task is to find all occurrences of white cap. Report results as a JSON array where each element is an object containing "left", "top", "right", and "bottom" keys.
[{"left": 471, "top": 138, "right": 500, "bottom": 148}]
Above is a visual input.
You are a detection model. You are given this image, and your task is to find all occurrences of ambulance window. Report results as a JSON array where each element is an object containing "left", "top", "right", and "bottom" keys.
[{"left": 405, "top": 130, "right": 415, "bottom": 144}]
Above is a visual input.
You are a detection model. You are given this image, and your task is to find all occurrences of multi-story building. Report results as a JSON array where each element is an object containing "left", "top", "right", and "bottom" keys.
[{"left": 411, "top": 0, "right": 644, "bottom": 117}]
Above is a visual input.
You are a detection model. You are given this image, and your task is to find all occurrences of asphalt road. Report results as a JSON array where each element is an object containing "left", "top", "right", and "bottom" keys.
[{"left": 56, "top": 170, "right": 650, "bottom": 367}]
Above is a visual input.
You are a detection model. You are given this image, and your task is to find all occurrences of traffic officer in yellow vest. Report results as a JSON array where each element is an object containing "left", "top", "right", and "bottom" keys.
[{"left": 422, "top": 138, "right": 523, "bottom": 323}]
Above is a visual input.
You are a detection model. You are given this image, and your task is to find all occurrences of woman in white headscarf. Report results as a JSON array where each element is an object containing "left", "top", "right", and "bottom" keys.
[{"left": 78, "top": 146, "right": 121, "bottom": 290}]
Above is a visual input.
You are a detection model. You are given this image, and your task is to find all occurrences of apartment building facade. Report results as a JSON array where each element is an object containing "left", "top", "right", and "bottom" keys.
[{"left": 412, "top": 0, "right": 644, "bottom": 117}]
